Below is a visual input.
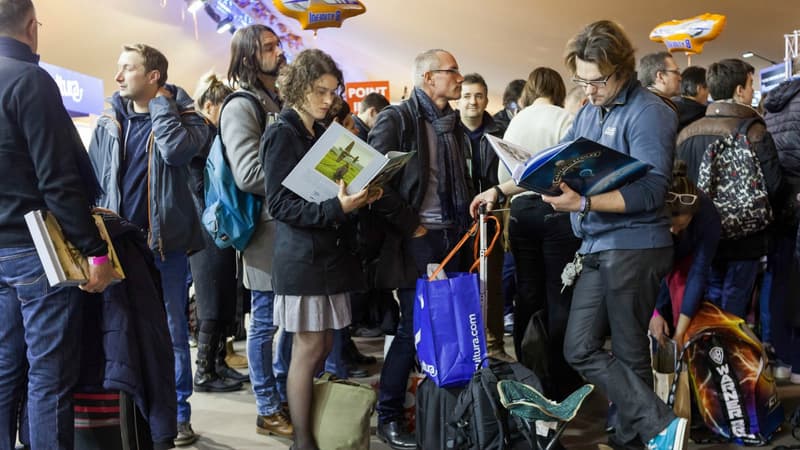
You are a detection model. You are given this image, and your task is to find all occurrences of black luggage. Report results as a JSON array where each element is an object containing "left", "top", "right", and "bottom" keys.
[{"left": 416, "top": 360, "right": 541, "bottom": 450}]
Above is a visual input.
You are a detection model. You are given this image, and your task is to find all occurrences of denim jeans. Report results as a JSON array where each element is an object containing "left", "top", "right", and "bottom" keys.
[
  {"left": 376, "top": 228, "right": 468, "bottom": 423},
  {"left": 0, "top": 247, "right": 82, "bottom": 450},
  {"left": 248, "top": 290, "right": 281, "bottom": 416},
  {"left": 706, "top": 259, "right": 760, "bottom": 319},
  {"left": 274, "top": 328, "right": 348, "bottom": 389},
  {"left": 154, "top": 251, "right": 192, "bottom": 423},
  {"left": 564, "top": 248, "right": 675, "bottom": 446}
]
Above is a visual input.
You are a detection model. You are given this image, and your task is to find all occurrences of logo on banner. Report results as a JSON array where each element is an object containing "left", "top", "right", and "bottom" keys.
[{"left": 345, "top": 81, "right": 390, "bottom": 113}]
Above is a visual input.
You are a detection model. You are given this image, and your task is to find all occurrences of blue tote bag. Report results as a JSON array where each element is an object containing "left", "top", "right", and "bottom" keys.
[{"left": 413, "top": 218, "right": 501, "bottom": 388}]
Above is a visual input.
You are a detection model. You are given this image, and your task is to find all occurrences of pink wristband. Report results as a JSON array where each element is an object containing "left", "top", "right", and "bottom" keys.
[{"left": 88, "top": 254, "right": 109, "bottom": 266}]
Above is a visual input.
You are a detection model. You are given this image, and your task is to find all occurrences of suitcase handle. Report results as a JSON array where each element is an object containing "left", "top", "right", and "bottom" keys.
[{"left": 427, "top": 214, "right": 501, "bottom": 281}]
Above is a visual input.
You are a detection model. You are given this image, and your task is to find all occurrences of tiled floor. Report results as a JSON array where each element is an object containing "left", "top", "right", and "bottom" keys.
[{"left": 180, "top": 336, "right": 800, "bottom": 450}]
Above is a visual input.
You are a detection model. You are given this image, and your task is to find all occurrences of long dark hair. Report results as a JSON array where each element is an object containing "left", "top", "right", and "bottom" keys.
[{"left": 227, "top": 24, "right": 278, "bottom": 90}]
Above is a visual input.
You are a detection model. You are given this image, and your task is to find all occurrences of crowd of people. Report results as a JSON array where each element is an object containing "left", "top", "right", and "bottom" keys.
[{"left": 3, "top": 0, "right": 800, "bottom": 449}]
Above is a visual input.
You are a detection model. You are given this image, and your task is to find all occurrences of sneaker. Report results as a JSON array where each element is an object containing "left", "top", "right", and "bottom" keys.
[
  {"left": 503, "top": 313, "right": 514, "bottom": 336},
  {"left": 175, "top": 422, "right": 198, "bottom": 447},
  {"left": 647, "top": 417, "right": 687, "bottom": 450},
  {"left": 774, "top": 363, "right": 792, "bottom": 380},
  {"left": 790, "top": 372, "right": 800, "bottom": 385}
]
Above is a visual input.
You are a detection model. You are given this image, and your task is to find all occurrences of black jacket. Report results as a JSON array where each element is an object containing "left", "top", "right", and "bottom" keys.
[
  {"left": 671, "top": 96, "right": 707, "bottom": 132},
  {"left": 263, "top": 109, "right": 365, "bottom": 295},
  {"left": 676, "top": 102, "right": 784, "bottom": 260},
  {"left": 79, "top": 215, "right": 176, "bottom": 448},
  {"left": 765, "top": 78, "right": 800, "bottom": 176},
  {"left": 367, "top": 94, "right": 471, "bottom": 289},
  {"left": 464, "top": 111, "right": 503, "bottom": 193},
  {"left": 0, "top": 37, "right": 106, "bottom": 256}
]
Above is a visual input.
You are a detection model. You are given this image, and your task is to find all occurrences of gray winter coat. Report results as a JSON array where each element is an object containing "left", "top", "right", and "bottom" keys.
[
  {"left": 220, "top": 86, "right": 281, "bottom": 291},
  {"left": 88, "top": 85, "right": 209, "bottom": 255}
]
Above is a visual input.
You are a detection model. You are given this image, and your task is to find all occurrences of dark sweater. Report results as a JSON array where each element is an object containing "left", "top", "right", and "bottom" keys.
[{"left": 0, "top": 37, "right": 106, "bottom": 256}]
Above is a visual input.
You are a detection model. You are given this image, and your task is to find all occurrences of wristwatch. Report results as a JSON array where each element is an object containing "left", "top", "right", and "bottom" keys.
[{"left": 492, "top": 185, "right": 507, "bottom": 205}]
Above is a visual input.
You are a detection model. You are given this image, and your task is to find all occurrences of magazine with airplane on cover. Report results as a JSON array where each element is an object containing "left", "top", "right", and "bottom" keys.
[
  {"left": 281, "top": 122, "right": 414, "bottom": 203},
  {"left": 486, "top": 134, "right": 652, "bottom": 196}
]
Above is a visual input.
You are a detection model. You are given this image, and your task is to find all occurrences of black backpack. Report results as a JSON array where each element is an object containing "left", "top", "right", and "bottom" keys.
[{"left": 448, "top": 361, "right": 542, "bottom": 449}]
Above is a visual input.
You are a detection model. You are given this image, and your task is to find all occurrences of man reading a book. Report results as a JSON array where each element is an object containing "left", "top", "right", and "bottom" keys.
[
  {"left": 0, "top": 1, "right": 118, "bottom": 448},
  {"left": 477, "top": 20, "right": 683, "bottom": 450}
]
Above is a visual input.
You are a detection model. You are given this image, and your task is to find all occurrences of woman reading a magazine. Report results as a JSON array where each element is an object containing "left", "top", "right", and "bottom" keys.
[{"left": 262, "top": 49, "right": 381, "bottom": 450}]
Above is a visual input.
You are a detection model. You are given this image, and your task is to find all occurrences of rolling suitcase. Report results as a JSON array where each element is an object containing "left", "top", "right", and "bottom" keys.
[{"left": 74, "top": 389, "right": 153, "bottom": 450}]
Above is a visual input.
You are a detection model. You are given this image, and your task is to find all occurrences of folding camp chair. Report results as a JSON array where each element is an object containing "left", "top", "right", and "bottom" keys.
[{"left": 497, "top": 380, "right": 594, "bottom": 450}]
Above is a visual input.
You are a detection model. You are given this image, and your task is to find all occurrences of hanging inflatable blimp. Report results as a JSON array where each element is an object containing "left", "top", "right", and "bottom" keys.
[
  {"left": 273, "top": 0, "right": 366, "bottom": 33},
  {"left": 649, "top": 13, "right": 726, "bottom": 54}
]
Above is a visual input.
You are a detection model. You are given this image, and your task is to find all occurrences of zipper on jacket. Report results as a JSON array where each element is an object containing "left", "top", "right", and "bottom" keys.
[
  {"left": 147, "top": 131, "right": 161, "bottom": 258},
  {"left": 102, "top": 114, "right": 125, "bottom": 208}
]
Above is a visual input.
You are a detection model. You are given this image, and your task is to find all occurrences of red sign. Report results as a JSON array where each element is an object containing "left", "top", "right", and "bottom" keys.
[{"left": 345, "top": 81, "right": 390, "bottom": 114}]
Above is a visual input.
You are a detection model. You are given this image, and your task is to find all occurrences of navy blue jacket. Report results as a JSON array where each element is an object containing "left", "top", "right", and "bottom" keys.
[
  {"left": 0, "top": 37, "right": 106, "bottom": 256},
  {"left": 79, "top": 215, "right": 177, "bottom": 447},
  {"left": 655, "top": 193, "right": 721, "bottom": 322}
]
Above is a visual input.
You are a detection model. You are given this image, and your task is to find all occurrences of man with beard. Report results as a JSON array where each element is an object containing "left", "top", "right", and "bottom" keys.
[
  {"left": 222, "top": 24, "right": 293, "bottom": 438},
  {"left": 88, "top": 43, "right": 210, "bottom": 445}
]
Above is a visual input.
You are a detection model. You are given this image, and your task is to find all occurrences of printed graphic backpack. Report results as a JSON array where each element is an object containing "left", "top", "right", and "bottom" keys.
[
  {"left": 681, "top": 302, "right": 783, "bottom": 445},
  {"left": 202, "top": 92, "right": 266, "bottom": 251},
  {"left": 696, "top": 118, "right": 772, "bottom": 240}
]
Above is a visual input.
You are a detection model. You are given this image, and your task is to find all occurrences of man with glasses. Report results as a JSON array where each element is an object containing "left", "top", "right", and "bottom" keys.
[
  {"left": 542, "top": 20, "right": 685, "bottom": 450},
  {"left": 0, "top": 1, "right": 118, "bottom": 448},
  {"left": 639, "top": 51, "right": 682, "bottom": 99},
  {"left": 222, "top": 24, "right": 293, "bottom": 439},
  {"left": 368, "top": 49, "right": 470, "bottom": 449}
]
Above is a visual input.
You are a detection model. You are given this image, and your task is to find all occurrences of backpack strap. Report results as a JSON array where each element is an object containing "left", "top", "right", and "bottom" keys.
[
  {"left": 385, "top": 102, "right": 416, "bottom": 152},
  {"left": 218, "top": 91, "right": 268, "bottom": 140}
]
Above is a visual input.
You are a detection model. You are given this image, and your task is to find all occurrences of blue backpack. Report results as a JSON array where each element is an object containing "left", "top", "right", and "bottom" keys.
[{"left": 202, "top": 92, "right": 267, "bottom": 251}]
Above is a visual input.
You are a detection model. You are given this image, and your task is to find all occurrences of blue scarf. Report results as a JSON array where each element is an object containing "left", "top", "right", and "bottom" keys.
[{"left": 412, "top": 87, "right": 471, "bottom": 230}]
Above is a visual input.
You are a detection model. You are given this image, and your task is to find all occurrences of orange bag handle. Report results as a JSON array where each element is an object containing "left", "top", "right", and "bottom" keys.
[{"left": 427, "top": 214, "right": 502, "bottom": 281}]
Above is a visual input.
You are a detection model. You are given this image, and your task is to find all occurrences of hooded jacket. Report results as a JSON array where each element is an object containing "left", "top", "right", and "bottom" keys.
[
  {"left": 88, "top": 85, "right": 210, "bottom": 255},
  {"left": 764, "top": 78, "right": 800, "bottom": 176}
]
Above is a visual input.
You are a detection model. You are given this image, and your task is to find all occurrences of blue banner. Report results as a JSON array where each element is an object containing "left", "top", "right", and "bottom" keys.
[{"left": 40, "top": 62, "right": 104, "bottom": 117}]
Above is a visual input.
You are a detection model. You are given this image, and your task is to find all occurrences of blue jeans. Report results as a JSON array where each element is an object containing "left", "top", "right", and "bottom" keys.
[
  {"left": 0, "top": 247, "right": 82, "bottom": 450},
  {"left": 154, "top": 251, "right": 192, "bottom": 423},
  {"left": 706, "top": 259, "right": 760, "bottom": 319},
  {"left": 377, "top": 228, "right": 467, "bottom": 423},
  {"left": 274, "top": 328, "right": 348, "bottom": 388},
  {"left": 248, "top": 290, "right": 281, "bottom": 416}
]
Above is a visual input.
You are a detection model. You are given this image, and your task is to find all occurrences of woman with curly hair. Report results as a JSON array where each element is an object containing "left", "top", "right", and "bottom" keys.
[{"left": 262, "top": 49, "right": 381, "bottom": 450}]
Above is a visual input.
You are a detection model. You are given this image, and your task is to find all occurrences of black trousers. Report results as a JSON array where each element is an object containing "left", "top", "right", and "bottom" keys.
[
  {"left": 508, "top": 195, "right": 581, "bottom": 399},
  {"left": 564, "top": 247, "right": 674, "bottom": 447},
  {"left": 188, "top": 240, "right": 237, "bottom": 324}
]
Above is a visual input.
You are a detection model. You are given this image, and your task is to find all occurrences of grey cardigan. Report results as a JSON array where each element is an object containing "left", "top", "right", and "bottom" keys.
[{"left": 220, "top": 86, "right": 280, "bottom": 291}]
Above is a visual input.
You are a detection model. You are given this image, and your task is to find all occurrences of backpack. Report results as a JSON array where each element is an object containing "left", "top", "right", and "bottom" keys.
[
  {"left": 681, "top": 302, "right": 783, "bottom": 445},
  {"left": 447, "top": 361, "right": 541, "bottom": 450},
  {"left": 696, "top": 118, "right": 773, "bottom": 240},
  {"left": 202, "top": 92, "right": 267, "bottom": 251}
]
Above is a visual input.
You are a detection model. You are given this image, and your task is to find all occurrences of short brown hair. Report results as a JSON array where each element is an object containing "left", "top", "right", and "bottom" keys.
[
  {"left": 565, "top": 20, "right": 636, "bottom": 83},
  {"left": 278, "top": 49, "right": 343, "bottom": 108},
  {"left": 122, "top": 44, "right": 169, "bottom": 87},
  {"left": 706, "top": 58, "right": 753, "bottom": 101},
  {"left": 462, "top": 73, "right": 488, "bottom": 92},
  {"left": 0, "top": 0, "right": 33, "bottom": 36},
  {"left": 521, "top": 67, "right": 566, "bottom": 107}
]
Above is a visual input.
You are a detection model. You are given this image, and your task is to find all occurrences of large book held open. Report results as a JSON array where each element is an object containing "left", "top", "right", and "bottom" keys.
[
  {"left": 487, "top": 134, "right": 652, "bottom": 196},
  {"left": 281, "top": 122, "right": 414, "bottom": 203},
  {"left": 24, "top": 210, "right": 125, "bottom": 287}
]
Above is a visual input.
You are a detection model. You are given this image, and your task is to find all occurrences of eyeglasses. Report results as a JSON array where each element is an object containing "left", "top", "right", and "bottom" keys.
[
  {"left": 660, "top": 69, "right": 681, "bottom": 76},
  {"left": 666, "top": 192, "right": 697, "bottom": 205},
  {"left": 429, "top": 68, "right": 461, "bottom": 76},
  {"left": 572, "top": 72, "right": 615, "bottom": 88}
]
